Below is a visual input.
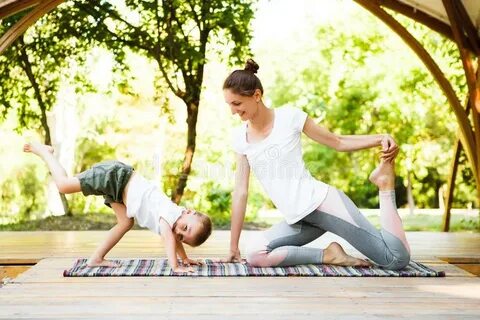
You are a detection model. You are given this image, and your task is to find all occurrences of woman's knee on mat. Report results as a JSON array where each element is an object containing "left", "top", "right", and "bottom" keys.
[
  {"left": 393, "top": 246, "right": 410, "bottom": 270},
  {"left": 245, "top": 250, "right": 268, "bottom": 266},
  {"left": 380, "top": 229, "right": 411, "bottom": 269},
  {"left": 381, "top": 245, "right": 410, "bottom": 270},
  {"left": 384, "top": 253, "right": 410, "bottom": 270},
  {"left": 246, "top": 248, "right": 287, "bottom": 267}
]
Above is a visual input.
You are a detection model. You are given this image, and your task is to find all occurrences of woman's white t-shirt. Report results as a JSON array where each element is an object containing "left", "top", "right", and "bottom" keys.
[
  {"left": 231, "top": 106, "right": 329, "bottom": 224},
  {"left": 126, "top": 174, "right": 184, "bottom": 234}
]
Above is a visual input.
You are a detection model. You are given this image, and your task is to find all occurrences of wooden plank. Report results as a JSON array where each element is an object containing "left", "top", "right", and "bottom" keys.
[
  {"left": 0, "top": 231, "right": 479, "bottom": 319},
  {"left": 0, "top": 297, "right": 479, "bottom": 318},
  {"left": 0, "top": 266, "right": 30, "bottom": 281},
  {"left": 1, "top": 231, "right": 479, "bottom": 259},
  {"left": 453, "top": 264, "right": 480, "bottom": 276},
  {"left": 3, "top": 277, "right": 480, "bottom": 297},
  {"left": 0, "top": 258, "right": 39, "bottom": 264}
]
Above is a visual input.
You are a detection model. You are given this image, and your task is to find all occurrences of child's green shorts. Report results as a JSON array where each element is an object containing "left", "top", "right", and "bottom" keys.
[{"left": 76, "top": 160, "right": 134, "bottom": 207}]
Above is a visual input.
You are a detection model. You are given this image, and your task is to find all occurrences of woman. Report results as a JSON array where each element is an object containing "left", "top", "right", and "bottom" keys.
[{"left": 222, "top": 59, "right": 411, "bottom": 270}]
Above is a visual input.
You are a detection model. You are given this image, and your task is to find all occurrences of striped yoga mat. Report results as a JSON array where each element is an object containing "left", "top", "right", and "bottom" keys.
[{"left": 63, "top": 259, "right": 445, "bottom": 277}]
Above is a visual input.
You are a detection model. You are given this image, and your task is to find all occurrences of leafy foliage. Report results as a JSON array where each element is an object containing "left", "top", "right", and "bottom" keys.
[
  {"left": 1, "top": 1, "right": 477, "bottom": 230},
  {"left": 53, "top": 0, "right": 255, "bottom": 201},
  {"left": 0, "top": 11, "right": 92, "bottom": 142},
  {"left": 267, "top": 15, "right": 475, "bottom": 208}
]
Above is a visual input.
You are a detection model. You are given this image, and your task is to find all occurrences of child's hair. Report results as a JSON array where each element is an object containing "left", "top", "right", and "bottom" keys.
[
  {"left": 191, "top": 211, "right": 213, "bottom": 247},
  {"left": 223, "top": 58, "right": 263, "bottom": 96}
]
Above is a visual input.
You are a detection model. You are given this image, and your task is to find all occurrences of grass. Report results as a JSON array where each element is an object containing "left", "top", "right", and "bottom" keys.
[
  {"left": 0, "top": 214, "right": 122, "bottom": 231},
  {"left": 0, "top": 210, "right": 478, "bottom": 232},
  {"left": 0, "top": 213, "right": 270, "bottom": 231},
  {"left": 368, "top": 213, "right": 480, "bottom": 232},
  {"left": 256, "top": 213, "right": 480, "bottom": 232}
]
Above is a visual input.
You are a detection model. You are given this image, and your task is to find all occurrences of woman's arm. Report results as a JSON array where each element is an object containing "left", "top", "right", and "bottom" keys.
[
  {"left": 226, "top": 153, "right": 250, "bottom": 262},
  {"left": 302, "top": 117, "right": 398, "bottom": 161}
]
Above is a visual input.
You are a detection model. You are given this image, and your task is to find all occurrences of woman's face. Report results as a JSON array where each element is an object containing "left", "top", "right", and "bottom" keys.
[{"left": 223, "top": 89, "right": 261, "bottom": 122}]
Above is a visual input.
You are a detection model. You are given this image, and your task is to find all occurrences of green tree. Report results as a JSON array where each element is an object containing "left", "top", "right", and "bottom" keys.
[
  {"left": 267, "top": 14, "right": 471, "bottom": 209},
  {"left": 57, "top": 0, "right": 255, "bottom": 204},
  {"left": 0, "top": 12, "right": 92, "bottom": 215}
]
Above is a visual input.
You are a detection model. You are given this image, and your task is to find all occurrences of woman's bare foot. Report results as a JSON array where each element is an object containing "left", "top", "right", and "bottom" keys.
[
  {"left": 86, "top": 258, "right": 121, "bottom": 268},
  {"left": 369, "top": 161, "right": 395, "bottom": 191},
  {"left": 23, "top": 142, "right": 54, "bottom": 156},
  {"left": 322, "top": 242, "right": 372, "bottom": 267}
]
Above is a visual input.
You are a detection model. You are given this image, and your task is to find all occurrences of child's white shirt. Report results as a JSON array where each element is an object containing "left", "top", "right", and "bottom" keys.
[
  {"left": 231, "top": 106, "right": 329, "bottom": 224},
  {"left": 126, "top": 173, "right": 184, "bottom": 234}
]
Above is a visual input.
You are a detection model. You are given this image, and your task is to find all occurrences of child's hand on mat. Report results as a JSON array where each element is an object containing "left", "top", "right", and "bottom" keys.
[
  {"left": 173, "top": 265, "right": 195, "bottom": 273},
  {"left": 182, "top": 258, "right": 202, "bottom": 266}
]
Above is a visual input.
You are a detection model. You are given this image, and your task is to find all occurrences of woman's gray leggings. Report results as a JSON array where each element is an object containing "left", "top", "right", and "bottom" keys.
[{"left": 247, "top": 189, "right": 411, "bottom": 270}]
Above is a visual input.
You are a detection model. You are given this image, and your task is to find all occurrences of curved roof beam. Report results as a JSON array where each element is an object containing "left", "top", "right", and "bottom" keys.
[
  {"left": 0, "top": 0, "right": 65, "bottom": 53},
  {"left": 0, "top": 0, "right": 41, "bottom": 20},
  {"left": 378, "top": 0, "right": 480, "bottom": 54}
]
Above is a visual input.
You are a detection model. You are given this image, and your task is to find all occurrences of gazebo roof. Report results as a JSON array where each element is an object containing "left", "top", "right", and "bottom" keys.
[
  {"left": 1, "top": 1, "right": 478, "bottom": 52},
  {"left": 0, "top": 0, "right": 479, "bottom": 32},
  {"left": 397, "top": 0, "right": 480, "bottom": 31}
]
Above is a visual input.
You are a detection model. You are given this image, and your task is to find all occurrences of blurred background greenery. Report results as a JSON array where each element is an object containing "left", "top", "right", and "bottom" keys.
[{"left": 0, "top": 0, "right": 478, "bottom": 231}]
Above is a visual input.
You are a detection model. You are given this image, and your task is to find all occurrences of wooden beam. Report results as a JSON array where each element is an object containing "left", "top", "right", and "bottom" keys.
[
  {"left": 443, "top": 0, "right": 480, "bottom": 58},
  {"left": 443, "top": 0, "right": 480, "bottom": 203},
  {"left": 0, "top": 0, "right": 40, "bottom": 20},
  {"left": 472, "top": 105, "right": 480, "bottom": 206},
  {"left": 453, "top": 0, "right": 480, "bottom": 56},
  {"left": 0, "top": 0, "right": 65, "bottom": 54},
  {"left": 442, "top": 74, "right": 480, "bottom": 230},
  {"left": 442, "top": 95, "right": 471, "bottom": 232},
  {"left": 377, "top": 0, "right": 452, "bottom": 38},
  {"left": 442, "top": 137, "right": 461, "bottom": 232},
  {"left": 375, "top": 0, "right": 475, "bottom": 53},
  {"left": 353, "top": 0, "right": 478, "bottom": 186}
]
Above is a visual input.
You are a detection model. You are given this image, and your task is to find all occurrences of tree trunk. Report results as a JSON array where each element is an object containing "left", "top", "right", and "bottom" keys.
[
  {"left": 18, "top": 36, "right": 71, "bottom": 216},
  {"left": 407, "top": 171, "right": 415, "bottom": 215},
  {"left": 171, "top": 99, "right": 199, "bottom": 204},
  {"left": 438, "top": 185, "right": 445, "bottom": 212}
]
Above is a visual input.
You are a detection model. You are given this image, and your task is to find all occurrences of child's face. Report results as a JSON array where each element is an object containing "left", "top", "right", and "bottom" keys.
[{"left": 173, "top": 209, "right": 202, "bottom": 246}]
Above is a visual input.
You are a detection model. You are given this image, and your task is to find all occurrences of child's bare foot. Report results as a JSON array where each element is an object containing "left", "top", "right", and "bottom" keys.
[
  {"left": 86, "top": 258, "right": 121, "bottom": 268},
  {"left": 323, "top": 242, "right": 372, "bottom": 267},
  {"left": 369, "top": 161, "right": 395, "bottom": 191},
  {"left": 23, "top": 142, "right": 54, "bottom": 156}
]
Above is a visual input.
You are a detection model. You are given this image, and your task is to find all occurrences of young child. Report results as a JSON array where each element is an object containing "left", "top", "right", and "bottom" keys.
[{"left": 23, "top": 142, "right": 212, "bottom": 273}]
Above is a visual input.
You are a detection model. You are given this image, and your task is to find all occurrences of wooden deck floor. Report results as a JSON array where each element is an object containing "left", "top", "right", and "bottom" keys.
[{"left": 0, "top": 230, "right": 479, "bottom": 319}]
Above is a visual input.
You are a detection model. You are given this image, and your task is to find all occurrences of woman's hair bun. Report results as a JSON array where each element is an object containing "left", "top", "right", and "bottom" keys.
[{"left": 244, "top": 59, "right": 259, "bottom": 74}]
